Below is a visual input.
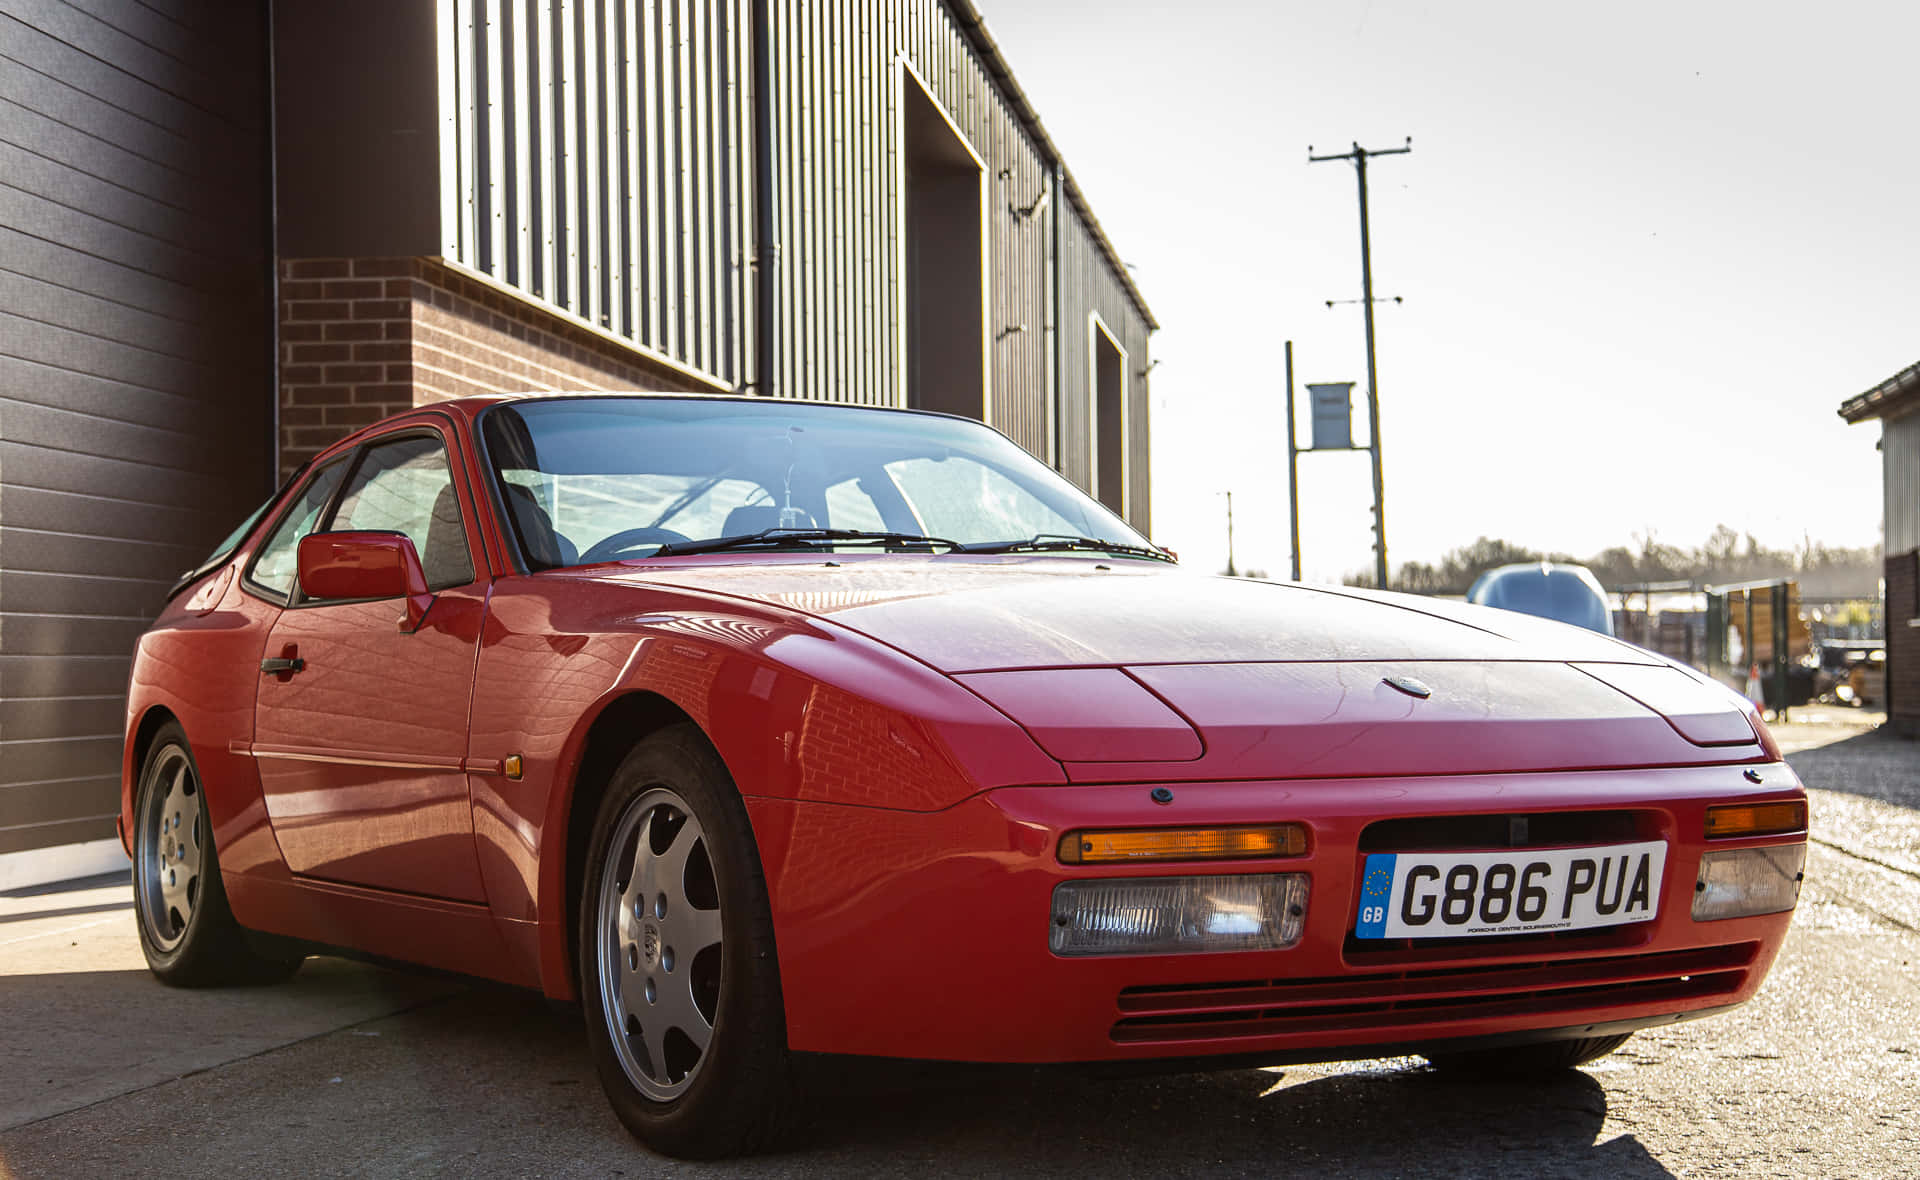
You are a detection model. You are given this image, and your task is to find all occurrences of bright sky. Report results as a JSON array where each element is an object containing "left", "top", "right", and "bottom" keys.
[{"left": 981, "top": 0, "right": 1920, "bottom": 581}]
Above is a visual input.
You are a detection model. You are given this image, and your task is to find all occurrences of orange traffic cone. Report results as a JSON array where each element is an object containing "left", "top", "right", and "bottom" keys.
[{"left": 1744, "top": 663, "right": 1764, "bottom": 710}]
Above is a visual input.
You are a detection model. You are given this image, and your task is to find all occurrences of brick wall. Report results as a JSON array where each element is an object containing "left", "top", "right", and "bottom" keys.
[
  {"left": 1888, "top": 550, "right": 1916, "bottom": 733},
  {"left": 278, "top": 257, "right": 717, "bottom": 477}
]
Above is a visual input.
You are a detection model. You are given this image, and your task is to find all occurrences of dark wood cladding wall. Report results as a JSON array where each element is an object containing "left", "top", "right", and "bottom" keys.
[
  {"left": 1058, "top": 199, "right": 1151, "bottom": 533},
  {"left": 0, "top": 1, "right": 271, "bottom": 855}
]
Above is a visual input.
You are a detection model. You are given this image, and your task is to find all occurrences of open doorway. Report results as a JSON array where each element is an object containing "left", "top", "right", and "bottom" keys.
[
  {"left": 900, "top": 65, "right": 985, "bottom": 420},
  {"left": 1091, "top": 314, "right": 1127, "bottom": 515}
]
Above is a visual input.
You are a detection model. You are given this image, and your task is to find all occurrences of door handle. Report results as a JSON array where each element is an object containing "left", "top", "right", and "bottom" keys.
[{"left": 260, "top": 657, "right": 306, "bottom": 675}]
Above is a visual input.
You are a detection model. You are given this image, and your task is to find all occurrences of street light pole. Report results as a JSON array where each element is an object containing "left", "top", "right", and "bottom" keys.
[{"left": 1310, "top": 138, "right": 1410, "bottom": 590}]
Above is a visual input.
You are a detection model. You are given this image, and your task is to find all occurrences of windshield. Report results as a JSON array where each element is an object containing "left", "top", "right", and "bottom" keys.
[{"left": 481, "top": 397, "right": 1158, "bottom": 567}]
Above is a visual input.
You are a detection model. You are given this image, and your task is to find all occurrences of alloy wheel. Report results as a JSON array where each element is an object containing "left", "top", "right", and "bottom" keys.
[
  {"left": 596, "top": 786, "right": 726, "bottom": 1101},
  {"left": 137, "top": 746, "right": 204, "bottom": 953}
]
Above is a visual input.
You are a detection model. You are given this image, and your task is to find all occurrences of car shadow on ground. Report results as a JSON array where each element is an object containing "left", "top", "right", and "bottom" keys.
[
  {"left": 785, "top": 1053, "right": 1672, "bottom": 1178},
  {"left": 335, "top": 986, "right": 1676, "bottom": 1176}
]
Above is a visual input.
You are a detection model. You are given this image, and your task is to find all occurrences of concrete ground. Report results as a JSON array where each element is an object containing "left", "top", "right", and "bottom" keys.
[{"left": 1, "top": 709, "right": 1914, "bottom": 1178}]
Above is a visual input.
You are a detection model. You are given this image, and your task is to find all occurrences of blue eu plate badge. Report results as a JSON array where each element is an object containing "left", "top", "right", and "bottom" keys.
[{"left": 1355, "top": 853, "right": 1396, "bottom": 939}]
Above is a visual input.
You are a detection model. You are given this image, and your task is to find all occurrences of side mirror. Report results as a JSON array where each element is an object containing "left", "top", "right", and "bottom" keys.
[{"left": 297, "top": 531, "right": 435, "bottom": 632}]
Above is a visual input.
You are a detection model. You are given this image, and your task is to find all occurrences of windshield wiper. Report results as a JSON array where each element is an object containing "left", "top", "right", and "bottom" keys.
[
  {"left": 652, "top": 528, "right": 964, "bottom": 557},
  {"left": 954, "top": 534, "right": 1177, "bottom": 563}
]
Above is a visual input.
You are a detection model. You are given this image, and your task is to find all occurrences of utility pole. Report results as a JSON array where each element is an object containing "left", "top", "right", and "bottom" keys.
[
  {"left": 1285, "top": 340, "right": 1301, "bottom": 580},
  {"left": 1224, "top": 490, "right": 1237, "bottom": 578},
  {"left": 1310, "top": 138, "right": 1410, "bottom": 590}
]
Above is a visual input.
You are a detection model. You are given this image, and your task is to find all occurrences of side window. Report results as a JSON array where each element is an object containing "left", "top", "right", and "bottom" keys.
[
  {"left": 249, "top": 460, "right": 350, "bottom": 600},
  {"left": 332, "top": 434, "right": 476, "bottom": 591}
]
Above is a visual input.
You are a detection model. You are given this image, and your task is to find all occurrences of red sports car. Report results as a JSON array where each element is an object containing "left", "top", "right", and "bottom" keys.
[{"left": 123, "top": 394, "right": 1807, "bottom": 1157}]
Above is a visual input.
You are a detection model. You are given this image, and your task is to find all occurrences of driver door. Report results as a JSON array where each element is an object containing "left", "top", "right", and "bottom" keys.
[{"left": 251, "top": 427, "right": 491, "bottom": 902}]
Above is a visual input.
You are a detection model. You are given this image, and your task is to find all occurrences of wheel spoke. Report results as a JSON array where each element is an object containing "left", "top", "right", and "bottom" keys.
[
  {"left": 653, "top": 817, "right": 699, "bottom": 902},
  {"left": 617, "top": 826, "right": 648, "bottom": 936},
  {"left": 180, "top": 787, "right": 202, "bottom": 858},
  {"left": 620, "top": 985, "right": 668, "bottom": 1081},
  {"left": 653, "top": 966, "right": 714, "bottom": 1053},
  {"left": 673, "top": 902, "right": 723, "bottom": 957}
]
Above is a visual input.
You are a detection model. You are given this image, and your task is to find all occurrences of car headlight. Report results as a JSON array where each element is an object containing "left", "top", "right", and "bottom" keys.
[
  {"left": 1692, "top": 845, "right": 1805, "bottom": 921},
  {"left": 1049, "top": 873, "right": 1309, "bottom": 956}
]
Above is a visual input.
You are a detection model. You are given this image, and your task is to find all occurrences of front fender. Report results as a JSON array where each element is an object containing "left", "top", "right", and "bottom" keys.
[{"left": 463, "top": 576, "right": 1063, "bottom": 998}]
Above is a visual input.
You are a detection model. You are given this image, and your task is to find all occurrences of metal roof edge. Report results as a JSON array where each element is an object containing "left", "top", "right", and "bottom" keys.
[
  {"left": 1838, "top": 359, "right": 1920, "bottom": 423},
  {"left": 943, "top": 0, "right": 1159, "bottom": 332}
]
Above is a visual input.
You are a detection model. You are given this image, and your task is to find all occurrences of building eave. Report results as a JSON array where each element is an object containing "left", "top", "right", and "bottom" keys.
[
  {"left": 944, "top": 0, "right": 1159, "bottom": 332},
  {"left": 1839, "top": 359, "right": 1920, "bottom": 423}
]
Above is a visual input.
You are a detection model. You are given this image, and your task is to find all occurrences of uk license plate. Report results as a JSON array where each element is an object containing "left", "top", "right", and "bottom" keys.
[{"left": 1353, "top": 841, "right": 1667, "bottom": 939}]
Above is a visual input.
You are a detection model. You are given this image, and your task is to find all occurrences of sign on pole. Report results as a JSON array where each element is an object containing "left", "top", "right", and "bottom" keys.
[{"left": 1307, "top": 382, "right": 1354, "bottom": 450}]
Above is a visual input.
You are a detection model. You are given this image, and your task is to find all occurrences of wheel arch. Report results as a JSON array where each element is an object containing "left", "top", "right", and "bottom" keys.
[
  {"left": 123, "top": 704, "right": 182, "bottom": 854},
  {"left": 547, "top": 689, "right": 719, "bottom": 1000}
]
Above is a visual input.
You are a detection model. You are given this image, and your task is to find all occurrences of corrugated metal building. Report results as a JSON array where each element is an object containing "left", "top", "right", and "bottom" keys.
[
  {"left": 0, "top": 0, "right": 1154, "bottom": 881},
  {"left": 1839, "top": 361, "right": 1920, "bottom": 733}
]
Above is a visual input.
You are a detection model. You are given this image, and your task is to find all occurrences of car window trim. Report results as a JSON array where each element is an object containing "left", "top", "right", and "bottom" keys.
[{"left": 472, "top": 403, "right": 544, "bottom": 575}]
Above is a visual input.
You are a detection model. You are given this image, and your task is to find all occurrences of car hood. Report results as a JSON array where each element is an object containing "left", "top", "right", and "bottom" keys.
[
  {"left": 589, "top": 558, "right": 1764, "bottom": 779},
  {"left": 594, "top": 557, "right": 1641, "bottom": 670}
]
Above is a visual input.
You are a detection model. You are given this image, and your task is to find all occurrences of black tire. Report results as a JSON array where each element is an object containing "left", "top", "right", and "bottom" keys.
[
  {"left": 132, "top": 722, "right": 304, "bottom": 987},
  {"left": 1423, "top": 1032, "right": 1633, "bottom": 1078},
  {"left": 577, "top": 724, "right": 793, "bottom": 1159}
]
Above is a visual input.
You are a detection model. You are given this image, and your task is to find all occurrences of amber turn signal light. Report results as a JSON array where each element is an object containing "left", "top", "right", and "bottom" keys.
[
  {"left": 1058, "top": 824, "right": 1309, "bottom": 865},
  {"left": 1705, "top": 800, "right": 1806, "bottom": 839}
]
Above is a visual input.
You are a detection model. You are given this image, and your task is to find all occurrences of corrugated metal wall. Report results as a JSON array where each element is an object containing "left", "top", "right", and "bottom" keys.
[
  {"left": 1883, "top": 410, "right": 1920, "bottom": 558},
  {"left": 1059, "top": 200, "right": 1151, "bottom": 531},
  {"left": 440, "top": 0, "right": 753, "bottom": 388},
  {"left": 765, "top": 1, "right": 1054, "bottom": 456},
  {"left": 0, "top": 2, "right": 272, "bottom": 855},
  {"left": 436, "top": 0, "right": 1152, "bottom": 518}
]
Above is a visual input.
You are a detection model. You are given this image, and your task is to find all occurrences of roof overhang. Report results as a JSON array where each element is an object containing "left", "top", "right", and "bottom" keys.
[{"left": 1839, "top": 360, "right": 1920, "bottom": 423}]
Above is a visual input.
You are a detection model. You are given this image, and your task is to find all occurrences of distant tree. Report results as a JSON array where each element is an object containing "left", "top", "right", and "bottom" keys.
[
  {"left": 1352, "top": 536, "right": 1576, "bottom": 595},
  {"left": 1391, "top": 560, "right": 1447, "bottom": 594},
  {"left": 1584, "top": 545, "right": 1638, "bottom": 587}
]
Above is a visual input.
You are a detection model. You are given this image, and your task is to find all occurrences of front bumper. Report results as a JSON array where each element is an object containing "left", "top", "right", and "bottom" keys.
[{"left": 746, "top": 761, "right": 1804, "bottom": 1064}]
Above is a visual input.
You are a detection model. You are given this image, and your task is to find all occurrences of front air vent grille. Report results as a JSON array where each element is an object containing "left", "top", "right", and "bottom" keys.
[{"left": 1110, "top": 942, "right": 1757, "bottom": 1044}]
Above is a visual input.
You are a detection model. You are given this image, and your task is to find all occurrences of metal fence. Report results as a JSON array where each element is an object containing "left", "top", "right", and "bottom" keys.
[{"left": 1611, "top": 582, "right": 1884, "bottom": 717}]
